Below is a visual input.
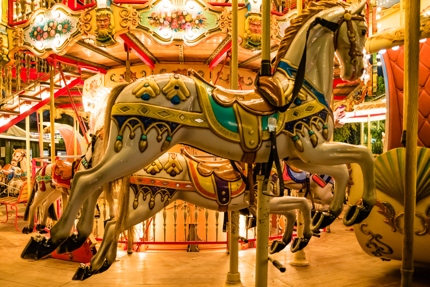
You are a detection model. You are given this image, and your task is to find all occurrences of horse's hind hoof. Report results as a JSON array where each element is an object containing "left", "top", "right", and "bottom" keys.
[
  {"left": 21, "top": 235, "right": 57, "bottom": 260},
  {"left": 311, "top": 211, "right": 337, "bottom": 231},
  {"left": 343, "top": 201, "right": 373, "bottom": 227},
  {"left": 269, "top": 240, "right": 287, "bottom": 254},
  {"left": 290, "top": 237, "right": 309, "bottom": 253},
  {"left": 73, "top": 263, "right": 93, "bottom": 281},
  {"left": 22, "top": 226, "right": 33, "bottom": 234},
  {"left": 57, "top": 234, "right": 86, "bottom": 254},
  {"left": 94, "top": 260, "right": 112, "bottom": 274}
]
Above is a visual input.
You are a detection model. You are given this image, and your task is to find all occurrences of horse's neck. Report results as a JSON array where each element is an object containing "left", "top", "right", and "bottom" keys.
[
  {"left": 273, "top": 31, "right": 335, "bottom": 103},
  {"left": 19, "top": 157, "right": 27, "bottom": 173}
]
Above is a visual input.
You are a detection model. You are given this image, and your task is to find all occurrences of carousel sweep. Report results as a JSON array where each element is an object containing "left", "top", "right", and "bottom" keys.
[{"left": 21, "top": 0, "right": 375, "bottom": 277}]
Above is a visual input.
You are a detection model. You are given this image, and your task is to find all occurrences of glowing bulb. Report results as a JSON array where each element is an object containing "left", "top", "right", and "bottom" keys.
[
  {"left": 376, "top": 15, "right": 381, "bottom": 20},
  {"left": 419, "top": 38, "right": 427, "bottom": 43},
  {"left": 379, "top": 49, "right": 386, "bottom": 54},
  {"left": 377, "top": 61, "right": 382, "bottom": 66},
  {"left": 392, "top": 46, "right": 399, "bottom": 51},
  {"left": 377, "top": 23, "right": 382, "bottom": 29},
  {"left": 377, "top": 7, "right": 382, "bottom": 12}
]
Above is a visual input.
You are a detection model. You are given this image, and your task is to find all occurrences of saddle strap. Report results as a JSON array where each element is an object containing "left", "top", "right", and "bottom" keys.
[{"left": 263, "top": 131, "right": 284, "bottom": 196}]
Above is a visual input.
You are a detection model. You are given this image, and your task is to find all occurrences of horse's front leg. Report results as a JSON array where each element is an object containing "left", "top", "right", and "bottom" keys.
[
  {"left": 268, "top": 197, "right": 312, "bottom": 254},
  {"left": 293, "top": 142, "right": 375, "bottom": 227},
  {"left": 57, "top": 188, "right": 103, "bottom": 254}
]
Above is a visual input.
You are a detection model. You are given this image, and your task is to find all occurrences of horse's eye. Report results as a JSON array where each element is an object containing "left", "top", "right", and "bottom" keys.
[{"left": 361, "top": 29, "right": 367, "bottom": 37}]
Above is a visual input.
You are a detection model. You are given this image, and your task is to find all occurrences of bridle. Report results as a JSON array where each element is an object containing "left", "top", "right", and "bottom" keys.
[
  {"left": 80, "top": 134, "right": 98, "bottom": 170},
  {"left": 333, "top": 11, "right": 366, "bottom": 65}
]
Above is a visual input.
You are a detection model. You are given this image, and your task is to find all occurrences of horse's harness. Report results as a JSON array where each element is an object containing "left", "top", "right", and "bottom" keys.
[{"left": 255, "top": 10, "right": 365, "bottom": 200}]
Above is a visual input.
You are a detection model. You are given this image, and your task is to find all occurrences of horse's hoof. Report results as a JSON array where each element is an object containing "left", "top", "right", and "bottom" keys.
[
  {"left": 72, "top": 263, "right": 93, "bottom": 281},
  {"left": 35, "top": 224, "right": 46, "bottom": 232},
  {"left": 22, "top": 226, "right": 33, "bottom": 234},
  {"left": 94, "top": 260, "right": 112, "bottom": 274},
  {"left": 290, "top": 237, "right": 309, "bottom": 253},
  {"left": 343, "top": 201, "right": 373, "bottom": 227},
  {"left": 57, "top": 234, "right": 86, "bottom": 254},
  {"left": 21, "top": 235, "right": 57, "bottom": 260},
  {"left": 311, "top": 211, "right": 337, "bottom": 231},
  {"left": 269, "top": 240, "right": 287, "bottom": 254}
]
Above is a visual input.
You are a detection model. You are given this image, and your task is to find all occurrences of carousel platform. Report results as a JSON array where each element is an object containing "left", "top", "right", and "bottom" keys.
[{"left": 1, "top": 206, "right": 429, "bottom": 287}]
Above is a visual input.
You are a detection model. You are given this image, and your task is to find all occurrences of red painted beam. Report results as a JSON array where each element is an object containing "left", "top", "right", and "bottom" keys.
[
  {"left": 120, "top": 34, "right": 155, "bottom": 69},
  {"left": 57, "top": 103, "right": 83, "bottom": 109},
  {"left": 67, "top": 0, "right": 96, "bottom": 11},
  {"left": 0, "top": 78, "right": 83, "bottom": 134},
  {"left": 48, "top": 55, "right": 107, "bottom": 74},
  {"left": 208, "top": 40, "right": 232, "bottom": 70}
]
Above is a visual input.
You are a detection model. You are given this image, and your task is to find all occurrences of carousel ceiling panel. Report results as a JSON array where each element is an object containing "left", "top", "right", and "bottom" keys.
[{"left": 66, "top": 44, "right": 121, "bottom": 68}]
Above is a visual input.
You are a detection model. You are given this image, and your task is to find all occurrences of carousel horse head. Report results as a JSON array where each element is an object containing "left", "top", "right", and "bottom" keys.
[{"left": 11, "top": 148, "right": 27, "bottom": 166}]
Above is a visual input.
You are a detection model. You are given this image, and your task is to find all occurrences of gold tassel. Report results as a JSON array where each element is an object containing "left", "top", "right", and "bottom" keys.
[
  {"left": 292, "top": 135, "right": 304, "bottom": 152},
  {"left": 309, "top": 130, "right": 318, "bottom": 147},
  {"left": 322, "top": 124, "right": 329, "bottom": 140},
  {"left": 133, "top": 198, "right": 139, "bottom": 209},
  {"left": 114, "top": 140, "right": 123, "bottom": 153},
  {"left": 139, "top": 140, "right": 147, "bottom": 153}
]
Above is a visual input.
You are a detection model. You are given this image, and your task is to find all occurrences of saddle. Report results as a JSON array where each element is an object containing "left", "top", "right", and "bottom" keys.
[
  {"left": 52, "top": 159, "right": 78, "bottom": 189},
  {"left": 181, "top": 148, "right": 243, "bottom": 182},
  {"left": 188, "top": 70, "right": 276, "bottom": 116},
  {"left": 283, "top": 162, "right": 307, "bottom": 184},
  {"left": 181, "top": 148, "right": 246, "bottom": 211}
]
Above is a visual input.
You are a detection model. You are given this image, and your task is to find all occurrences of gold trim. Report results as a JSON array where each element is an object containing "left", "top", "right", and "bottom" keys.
[{"left": 111, "top": 103, "right": 209, "bottom": 128}]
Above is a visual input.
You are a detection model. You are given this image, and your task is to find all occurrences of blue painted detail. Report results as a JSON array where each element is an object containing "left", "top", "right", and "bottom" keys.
[
  {"left": 277, "top": 61, "right": 329, "bottom": 108},
  {"left": 308, "top": 130, "right": 315, "bottom": 135},
  {"left": 208, "top": 94, "right": 238, "bottom": 133},
  {"left": 117, "top": 135, "right": 123, "bottom": 140},
  {"left": 292, "top": 135, "right": 299, "bottom": 141},
  {"left": 113, "top": 116, "right": 180, "bottom": 134},
  {"left": 141, "top": 93, "right": 150, "bottom": 100},
  {"left": 261, "top": 113, "right": 279, "bottom": 131},
  {"left": 166, "top": 136, "right": 172, "bottom": 142},
  {"left": 141, "top": 135, "right": 147, "bottom": 140},
  {"left": 171, "top": 95, "right": 181, "bottom": 105},
  {"left": 294, "top": 97, "right": 302, "bottom": 106}
]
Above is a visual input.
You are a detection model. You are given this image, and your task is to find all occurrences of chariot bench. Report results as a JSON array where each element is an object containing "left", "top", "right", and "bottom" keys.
[{"left": 0, "top": 182, "right": 29, "bottom": 231}]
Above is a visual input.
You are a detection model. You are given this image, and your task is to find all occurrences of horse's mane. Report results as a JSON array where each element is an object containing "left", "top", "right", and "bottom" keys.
[
  {"left": 103, "top": 84, "right": 128, "bottom": 151},
  {"left": 273, "top": 0, "right": 350, "bottom": 69}
]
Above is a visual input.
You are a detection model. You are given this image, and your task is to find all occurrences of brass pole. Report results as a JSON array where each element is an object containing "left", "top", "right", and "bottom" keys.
[
  {"left": 38, "top": 110, "right": 44, "bottom": 157},
  {"left": 49, "top": 66, "right": 56, "bottom": 163},
  {"left": 225, "top": 0, "right": 241, "bottom": 284},
  {"left": 401, "top": 0, "right": 420, "bottom": 286},
  {"left": 297, "top": 0, "right": 302, "bottom": 15},
  {"left": 255, "top": 175, "right": 270, "bottom": 287},
  {"left": 367, "top": 115, "right": 371, "bottom": 150},
  {"left": 25, "top": 115, "right": 31, "bottom": 199}
]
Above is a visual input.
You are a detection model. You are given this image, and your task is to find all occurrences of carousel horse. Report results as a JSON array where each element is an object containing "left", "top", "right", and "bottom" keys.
[
  {"left": 1, "top": 149, "right": 28, "bottom": 196},
  {"left": 283, "top": 162, "right": 334, "bottom": 211},
  {"left": 21, "top": 134, "right": 109, "bottom": 237},
  {"left": 72, "top": 149, "right": 313, "bottom": 280},
  {"left": 21, "top": 0, "right": 375, "bottom": 261}
]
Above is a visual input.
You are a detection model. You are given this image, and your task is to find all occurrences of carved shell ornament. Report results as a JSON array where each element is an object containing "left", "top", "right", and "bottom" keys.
[{"left": 375, "top": 147, "right": 430, "bottom": 205}]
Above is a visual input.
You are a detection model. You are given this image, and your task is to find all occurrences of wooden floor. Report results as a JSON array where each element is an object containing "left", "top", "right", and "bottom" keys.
[{"left": 1, "top": 206, "right": 430, "bottom": 287}]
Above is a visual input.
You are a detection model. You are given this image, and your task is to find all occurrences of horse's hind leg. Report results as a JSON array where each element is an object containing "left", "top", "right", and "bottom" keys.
[
  {"left": 22, "top": 188, "right": 56, "bottom": 234},
  {"left": 37, "top": 190, "right": 62, "bottom": 232},
  {"left": 57, "top": 188, "right": 104, "bottom": 254},
  {"left": 269, "top": 197, "right": 312, "bottom": 254},
  {"left": 295, "top": 142, "right": 375, "bottom": 227}
]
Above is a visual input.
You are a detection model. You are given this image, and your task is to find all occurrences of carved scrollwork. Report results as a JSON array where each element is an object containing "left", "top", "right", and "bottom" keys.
[
  {"left": 79, "top": 12, "right": 92, "bottom": 35},
  {"left": 360, "top": 223, "right": 393, "bottom": 257},
  {"left": 219, "top": 10, "right": 232, "bottom": 34},
  {"left": 11, "top": 28, "right": 24, "bottom": 47},
  {"left": 375, "top": 200, "right": 397, "bottom": 232},
  {"left": 119, "top": 7, "right": 139, "bottom": 29}
]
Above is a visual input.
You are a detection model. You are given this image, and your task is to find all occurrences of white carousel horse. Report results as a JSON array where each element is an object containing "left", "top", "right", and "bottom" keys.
[
  {"left": 1, "top": 149, "right": 28, "bottom": 196},
  {"left": 21, "top": 134, "right": 110, "bottom": 238},
  {"left": 72, "top": 149, "right": 313, "bottom": 280},
  {"left": 21, "top": 0, "right": 375, "bottom": 261},
  {"left": 282, "top": 162, "right": 334, "bottom": 211}
]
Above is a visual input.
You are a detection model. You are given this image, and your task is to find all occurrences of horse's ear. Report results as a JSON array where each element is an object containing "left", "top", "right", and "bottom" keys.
[{"left": 352, "top": 0, "right": 366, "bottom": 15}]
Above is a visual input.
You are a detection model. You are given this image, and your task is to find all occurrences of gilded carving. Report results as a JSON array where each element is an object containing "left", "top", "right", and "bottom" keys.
[
  {"left": 359, "top": 223, "right": 393, "bottom": 257},
  {"left": 162, "top": 74, "right": 191, "bottom": 104},
  {"left": 219, "top": 10, "right": 232, "bottom": 34},
  {"left": 12, "top": 28, "right": 25, "bottom": 47},
  {"left": 95, "top": 8, "right": 116, "bottom": 47},
  {"left": 375, "top": 200, "right": 396, "bottom": 232},
  {"left": 79, "top": 11, "right": 93, "bottom": 35},
  {"left": 119, "top": 6, "right": 139, "bottom": 29}
]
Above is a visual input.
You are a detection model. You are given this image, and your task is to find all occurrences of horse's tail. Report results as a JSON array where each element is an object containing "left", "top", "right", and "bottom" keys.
[
  {"left": 23, "top": 177, "right": 38, "bottom": 221},
  {"left": 113, "top": 176, "right": 131, "bottom": 236},
  {"left": 103, "top": 84, "right": 128, "bottom": 151}
]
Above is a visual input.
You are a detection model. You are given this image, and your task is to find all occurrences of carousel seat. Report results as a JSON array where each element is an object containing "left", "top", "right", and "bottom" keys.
[{"left": 0, "top": 182, "right": 28, "bottom": 231}]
